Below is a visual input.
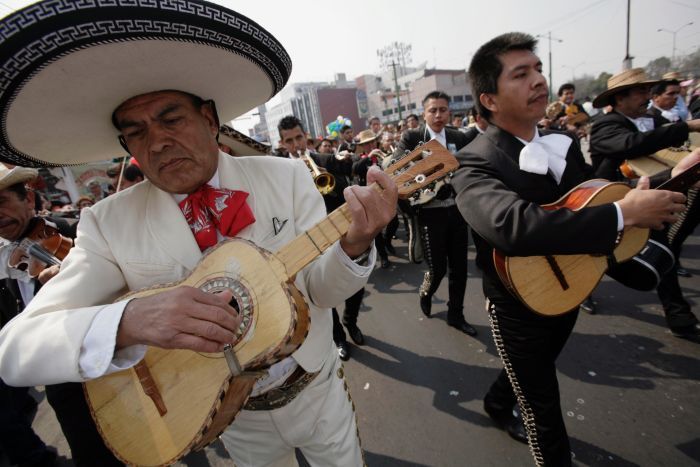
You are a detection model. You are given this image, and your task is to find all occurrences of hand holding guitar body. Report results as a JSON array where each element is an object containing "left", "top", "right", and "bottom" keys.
[{"left": 117, "top": 287, "right": 242, "bottom": 353}]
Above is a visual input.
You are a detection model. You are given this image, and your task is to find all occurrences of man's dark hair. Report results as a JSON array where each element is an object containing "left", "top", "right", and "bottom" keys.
[
  {"left": 406, "top": 113, "right": 419, "bottom": 122},
  {"left": 368, "top": 116, "right": 380, "bottom": 123},
  {"left": 123, "top": 164, "right": 144, "bottom": 182},
  {"left": 469, "top": 32, "right": 538, "bottom": 121},
  {"left": 651, "top": 80, "right": 680, "bottom": 97},
  {"left": 277, "top": 115, "right": 304, "bottom": 138},
  {"left": 422, "top": 91, "right": 450, "bottom": 106},
  {"left": 6, "top": 182, "right": 28, "bottom": 200},
  {"left": 558, "top": 83, "right": 575, "bottom": 97},
  {"left": 340, "top": 125, "right": 352, "bottom": 134}
]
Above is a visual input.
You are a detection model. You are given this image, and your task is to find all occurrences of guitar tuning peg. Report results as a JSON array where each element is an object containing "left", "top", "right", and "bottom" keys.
[{"left": 417, "top": 141, "right": 425, "bottom": 146}]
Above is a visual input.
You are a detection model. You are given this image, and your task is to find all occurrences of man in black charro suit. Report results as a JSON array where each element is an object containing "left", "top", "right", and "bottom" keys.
[
  {"left": 452, "top": 33, "right": 699, "bottom": 466},
  {"left": 590, "top": 70, "right": 700, "bottom": 338},
  {"left": 393, "top": 91, "right": 477, "bottom": 337}
]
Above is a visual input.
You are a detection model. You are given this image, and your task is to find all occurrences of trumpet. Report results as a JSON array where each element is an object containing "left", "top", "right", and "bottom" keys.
[{"left": 299, "top": 150, "right": 336, "bottom": 195}]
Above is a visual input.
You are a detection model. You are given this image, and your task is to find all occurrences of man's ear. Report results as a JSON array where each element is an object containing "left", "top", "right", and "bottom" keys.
[
  {"left": 25, "top": 189, "right": 35, "bottom": 210},
  {"left": 480, "top": 93, "right": 498, "bottom": 113}
]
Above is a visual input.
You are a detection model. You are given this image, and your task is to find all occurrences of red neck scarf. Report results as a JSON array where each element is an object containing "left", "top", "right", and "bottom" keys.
[{"left": 178, "top": 184, "right": 255, "bottom": 251}]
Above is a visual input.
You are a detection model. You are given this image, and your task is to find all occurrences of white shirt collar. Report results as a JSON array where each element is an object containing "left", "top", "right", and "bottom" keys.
[{"left": 426, "top": 125, "right": 447, "bottom": 147}]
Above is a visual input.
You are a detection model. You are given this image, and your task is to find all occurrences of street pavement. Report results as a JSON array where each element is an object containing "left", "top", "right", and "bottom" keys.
[{"left": 4, "top": 228, "right": 700, "bottom": 467}]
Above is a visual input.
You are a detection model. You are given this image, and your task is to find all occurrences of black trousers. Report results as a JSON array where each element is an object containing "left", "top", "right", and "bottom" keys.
[
  {"left": 0, "top": 379, "right": 49, "bottom": 465},
  {"left": 45, "top": 382, "right": 123, "bottom": 466},
  {"left": 657, "top": 189, "right": 699, "bottom": 329},
  {"left": 332, "top": 287, "right": 365, "bottom": 343},
  {"left": 485, "top": 300, "right": 578, "bottom": 467},
  {"left": 417, "top": 205, "right": 469, "bottom": 322}
]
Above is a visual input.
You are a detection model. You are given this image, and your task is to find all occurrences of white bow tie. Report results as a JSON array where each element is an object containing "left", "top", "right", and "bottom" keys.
[
  {"left": 661, "top": 108, "right": 680, "bottom": 122},
  {"left": 519, "top": 133, "right": 572, "bottom": 184}
]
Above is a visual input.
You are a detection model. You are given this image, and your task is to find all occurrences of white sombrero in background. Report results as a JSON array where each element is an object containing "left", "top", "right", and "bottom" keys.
[{"left": 0, "top": 0, "right": 291, "bottom": 167}]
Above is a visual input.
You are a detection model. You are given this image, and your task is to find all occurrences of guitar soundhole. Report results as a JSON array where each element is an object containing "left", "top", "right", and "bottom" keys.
[{"left": 201, "top": 277, "right": 254, "bottom": 346}]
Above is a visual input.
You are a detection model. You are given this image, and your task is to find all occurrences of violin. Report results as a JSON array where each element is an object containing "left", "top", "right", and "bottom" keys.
[{"left": 8, "top": 217, "right": 73, "bottom": 278}]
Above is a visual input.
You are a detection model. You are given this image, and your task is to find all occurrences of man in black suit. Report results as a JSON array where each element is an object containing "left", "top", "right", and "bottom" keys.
[
  {"left": 589, "top": 69, "right": 700, "bottom": 182},
  {"left": 590, "top": 70, "right": 700, "bottom": 338},
  {"left": 394, "top": 91, "right": 477, "bottom": 336},
  {"left": 277, "top": 116, "right": 370, "bottom": 361},
  {"left": 452, "top": 32, "right": 697, "bottom": 466},
  {"left": 0, "top": 165, "right": 122, "bottom": 466},
  {"left": 648, "top": 79, "right": 682, "bottom": 124}
]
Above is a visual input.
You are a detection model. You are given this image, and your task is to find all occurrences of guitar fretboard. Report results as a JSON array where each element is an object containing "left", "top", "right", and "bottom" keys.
[{"left": 275, "top": 204, "right": 353, "bottom": 278}]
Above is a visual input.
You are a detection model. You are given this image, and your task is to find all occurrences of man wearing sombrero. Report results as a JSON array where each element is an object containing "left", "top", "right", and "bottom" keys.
[
  {"left": 590, "top": 68, "right": 700, "bottom": 339},
  {"left": 0, "top": 1, "right": 398, "bottom": 465}
]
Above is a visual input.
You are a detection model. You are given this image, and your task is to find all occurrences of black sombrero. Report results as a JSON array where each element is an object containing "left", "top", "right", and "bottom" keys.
[{"left": 0, "top": 0, "right": 291, "bottom": 167}]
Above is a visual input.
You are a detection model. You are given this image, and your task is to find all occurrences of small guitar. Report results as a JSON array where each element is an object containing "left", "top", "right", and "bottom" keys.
[
  {"left": 493, "top": 161, "right": 700, "bottom": 317},
  {"left": 83, "top": 140, "right": 457, "bottom": 467}
]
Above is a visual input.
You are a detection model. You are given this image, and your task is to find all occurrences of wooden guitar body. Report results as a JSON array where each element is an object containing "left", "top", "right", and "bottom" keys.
[
  {"left": 84, "top": 239, "right": 309, "bottom": 466},
  {"left": 493, "top": 180, "right": 648, "bottom": 316}
]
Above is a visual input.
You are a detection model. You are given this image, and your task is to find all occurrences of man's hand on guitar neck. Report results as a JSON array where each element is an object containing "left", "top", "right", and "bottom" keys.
[
  {"left": 340, "top": 166, "right": 398, "bottom": 258},
  {"left": 672, "top": 147, "right": 700, "bottom": 189},
  {"left": 617, "top": 176, "right": 687, "bottom": 230},
  {"left": 116, "top": 287, "right": 242, "bottom": 353}
]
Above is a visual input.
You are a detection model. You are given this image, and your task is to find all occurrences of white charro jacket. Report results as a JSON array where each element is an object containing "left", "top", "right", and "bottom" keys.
[{"left": 0, "top": 152, "right": 372, "bottom": 386}]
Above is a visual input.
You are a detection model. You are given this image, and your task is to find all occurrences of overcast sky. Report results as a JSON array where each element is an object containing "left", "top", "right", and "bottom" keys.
[{"left": 2, "top": 0, "right": 698, "bottom": 132}]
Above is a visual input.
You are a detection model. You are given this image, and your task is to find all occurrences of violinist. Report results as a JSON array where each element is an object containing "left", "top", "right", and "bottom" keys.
[{"left": 0, "top": 165, "right": 122, "bottom": 466}]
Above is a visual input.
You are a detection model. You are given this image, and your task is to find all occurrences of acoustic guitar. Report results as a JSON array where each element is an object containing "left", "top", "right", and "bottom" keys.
[
  {"left": 83, "top": 140, "right": 457, "bottom": 466},
  {"left": 493, "top": 161, "right": 700, "bottom": 317}
]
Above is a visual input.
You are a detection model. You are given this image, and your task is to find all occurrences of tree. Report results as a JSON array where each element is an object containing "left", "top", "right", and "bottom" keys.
[
  {"left": 572, "top": 72, "right": 612, "bottom": 100},
  {"left": 645, "top": 56, "right": 672, "bottom": 79}
]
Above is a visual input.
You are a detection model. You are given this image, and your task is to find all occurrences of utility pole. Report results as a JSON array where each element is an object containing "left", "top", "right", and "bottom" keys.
[
  {"left": 391, "top": 61, "right": 402, "bottom": 120},
  {"left": 623, "top": 0, "right": 633, "bottom": 70},
  {"left": 658, "top": 21, "right": 694, "bottom": 64},
  {"left": 536, "top": 32, "right": 562, "bottom": 101}
]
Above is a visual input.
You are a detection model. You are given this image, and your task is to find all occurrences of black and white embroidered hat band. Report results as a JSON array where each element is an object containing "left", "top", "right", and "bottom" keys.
[{"left": 0, "top": 0, "right": 291, "bottom": 167}]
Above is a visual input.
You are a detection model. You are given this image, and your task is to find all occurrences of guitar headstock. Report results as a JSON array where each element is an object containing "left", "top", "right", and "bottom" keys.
[{"left": 384, "top": 140, "right": 459, "bottom": 199}]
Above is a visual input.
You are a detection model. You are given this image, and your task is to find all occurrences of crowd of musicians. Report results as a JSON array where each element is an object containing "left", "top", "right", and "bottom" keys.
[{"left": 0, "top": 5, "right": 699, "bottom": 466}]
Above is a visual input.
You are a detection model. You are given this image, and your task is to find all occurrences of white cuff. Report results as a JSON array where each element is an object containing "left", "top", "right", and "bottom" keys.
[
  {"left": 613, "top": 202, "right": 624, "bottom": 231},
  {"left": 79, "top": 299, "right": 146, "bottom": 379},
  {"left": 333, "top": 241, "right": 376, "bottom": 277}
]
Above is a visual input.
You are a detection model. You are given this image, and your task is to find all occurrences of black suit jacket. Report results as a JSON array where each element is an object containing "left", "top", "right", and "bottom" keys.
[
  {"left": 451, "top": 125, "right": 618, "bottom": 304},
  {"left": 394, "top": 124, "right": 471, "bottom": 157},
  {"left": 589, "top": 110, "right": 689, "bottom": 181}
]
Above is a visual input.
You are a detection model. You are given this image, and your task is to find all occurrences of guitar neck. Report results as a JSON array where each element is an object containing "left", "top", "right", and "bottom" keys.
[
  {"left": 656, "top": 161, "right": 700, "bottom": 192},
  {"left": 274, "top": 140, "right": 459, "bottom": 278},
  {"left": 274, "top": 203, "right": 353, "bottom": 278}
]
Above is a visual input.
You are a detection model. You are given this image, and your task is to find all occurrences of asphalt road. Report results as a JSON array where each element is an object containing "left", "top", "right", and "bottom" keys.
[{"left": 4, "top": 228, "right": 700, "bottom": 467}]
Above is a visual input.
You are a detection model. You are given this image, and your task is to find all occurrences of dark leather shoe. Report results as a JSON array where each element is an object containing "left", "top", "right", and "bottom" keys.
[
  {"left": 381, "top": 257, "right": 390, "bottom": 269},
  {"left": 484, "top": 403, "right": 528, "bottom": 445},
  {"left": 420, "top": 295, "right": 432, "bottom": 317},
  {"left": 337, "top": 341, "right": 350, "bottom": 361},
  {"left": 448, "top": 320, "right": 477, "bottom": 337},
  {"left": 671, "top": 323, "right": 700, "bottom": 339},
  {"left": 346, "top": 325, "right": 365, "bottom": 345},
  {"left": 677, "top": 267, "right": 692, "bottom": 278},
  {"left": 579, "top": 297, "right": 596, "bottom": 314}
]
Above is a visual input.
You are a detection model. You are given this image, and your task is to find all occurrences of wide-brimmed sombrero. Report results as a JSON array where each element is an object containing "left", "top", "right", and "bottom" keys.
[
  {"left": 0, "top": 0, "right": 291, "bottom": 167},
  {"left": 218, "top": 124, "right": 270, "bottom": 156},
  {"left": 592, "top": 68, "right": 660, "bottom": 108}
]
